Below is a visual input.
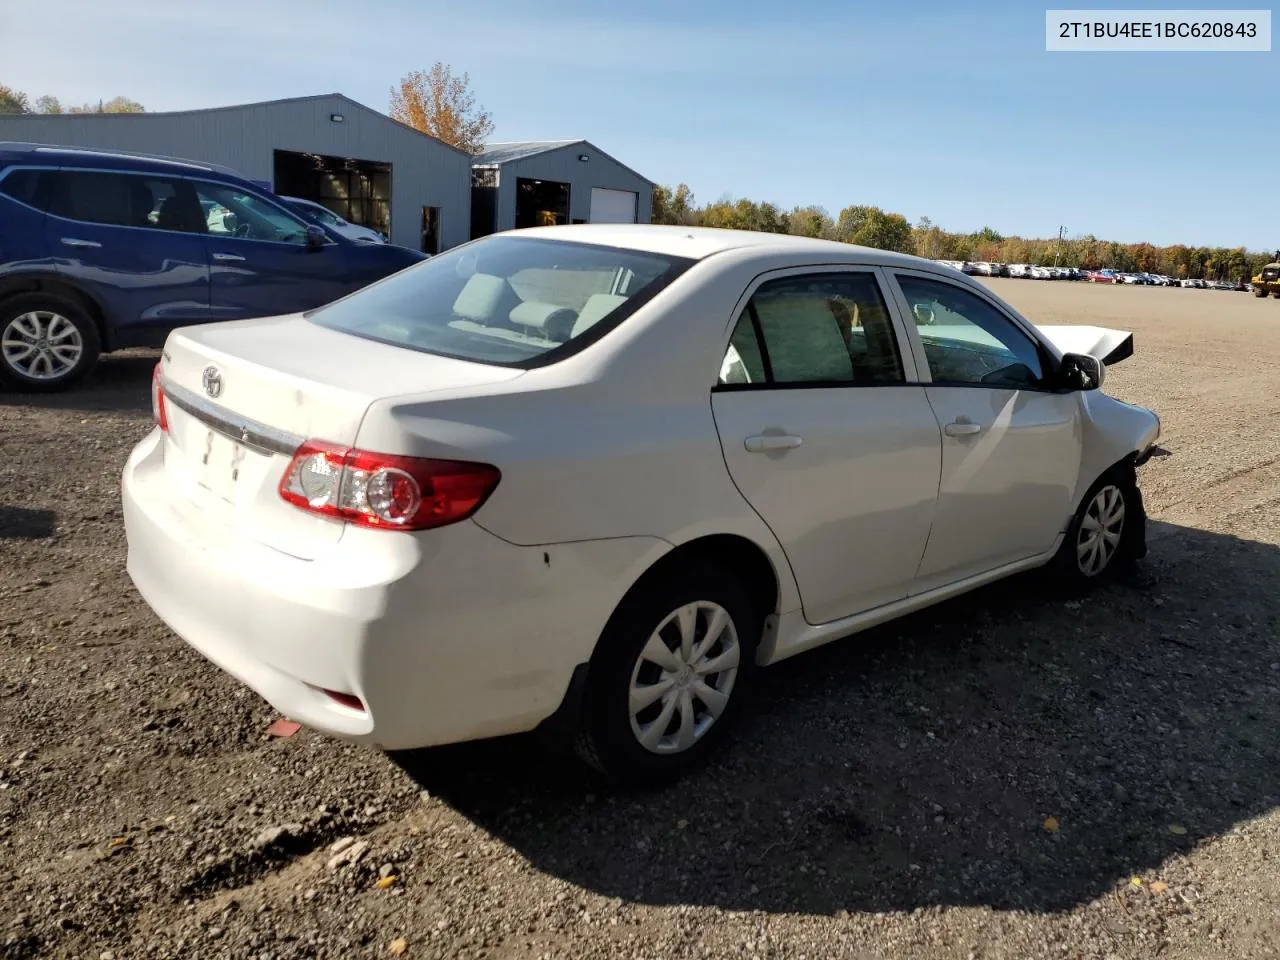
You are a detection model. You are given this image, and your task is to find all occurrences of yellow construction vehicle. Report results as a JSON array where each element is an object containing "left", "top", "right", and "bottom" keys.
[{"left": 1252, "top": 258, "right": 1280, "bottom": 298}]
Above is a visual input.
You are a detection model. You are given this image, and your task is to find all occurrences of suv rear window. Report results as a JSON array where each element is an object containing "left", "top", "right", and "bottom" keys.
[{"left": 308, "top": 236, "right": 692, "bottom": 367}]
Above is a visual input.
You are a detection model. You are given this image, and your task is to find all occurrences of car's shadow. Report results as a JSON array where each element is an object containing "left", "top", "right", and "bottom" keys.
[
  {"left": 0, "top": 350, "right": 157, "bottom": 414},
  {"left": 393, "top": 521, "right": 1280, "bottom": 916}
]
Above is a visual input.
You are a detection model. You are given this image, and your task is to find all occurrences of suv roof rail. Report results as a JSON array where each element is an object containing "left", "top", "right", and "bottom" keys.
[{"left": 0, "top": 142, "right": 241, "bottom": 177}]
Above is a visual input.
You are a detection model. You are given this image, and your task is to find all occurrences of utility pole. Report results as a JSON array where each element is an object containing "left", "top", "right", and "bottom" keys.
[{"left": 1054, "top": 225, "right": 1067, "bottom": 267}]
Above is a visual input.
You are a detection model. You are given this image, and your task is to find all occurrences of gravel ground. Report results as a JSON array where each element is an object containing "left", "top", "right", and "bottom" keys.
[{"left": 2, "top": 281, "right": 1279, "bottom": 960}]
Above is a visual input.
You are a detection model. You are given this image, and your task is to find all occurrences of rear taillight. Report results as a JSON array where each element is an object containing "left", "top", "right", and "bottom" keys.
[
  {"left": 151, "top": 362, "right": 169, "bottom": 433},
  {"left": 278, "top": 440, "right": 501, "bottom": 531}
]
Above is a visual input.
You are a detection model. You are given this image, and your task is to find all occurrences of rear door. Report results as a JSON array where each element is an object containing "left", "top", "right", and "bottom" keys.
[
  {"left": 711, "top": 267, "right": 942, "bottom": 624},
  {"left": 885, "top": 269, "right": 1082, "bottom": 591},
  {"left": 191, "top": 180, "right": 351, "bottom": 320},
  {"left": 42, "top": 168, "right": 212, "bottom": 346}
]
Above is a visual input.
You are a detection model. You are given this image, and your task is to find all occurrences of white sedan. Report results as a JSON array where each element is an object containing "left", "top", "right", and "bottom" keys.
[{"left": 123, "top": 226, "right": 1161, "bottom": 785}]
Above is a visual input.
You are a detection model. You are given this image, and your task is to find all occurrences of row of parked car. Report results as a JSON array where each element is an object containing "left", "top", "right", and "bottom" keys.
[{"left": 936, "top": 260, "right": 1250, "bottom": 290}]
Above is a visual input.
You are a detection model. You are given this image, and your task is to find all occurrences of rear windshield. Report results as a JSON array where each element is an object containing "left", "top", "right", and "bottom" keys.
[{"left": 308, "top": 235, "right": 692, "bottom": 367}]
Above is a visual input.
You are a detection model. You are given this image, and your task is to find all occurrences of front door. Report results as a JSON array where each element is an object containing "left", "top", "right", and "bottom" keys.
[
  {"left": 192, "top": 180, "right": 350, "bottom": 321},
  {"left": 887, "top": 271, "right": 1083, "bottom": 591},
  {"left": 711, "top": 268, "right": 942, "bottom": 624},
  {"left": 42, "top": 168, "right": 212, "bottom": 347}
]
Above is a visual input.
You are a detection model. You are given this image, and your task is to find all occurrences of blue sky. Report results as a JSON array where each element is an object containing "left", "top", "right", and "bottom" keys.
[{"left": 2, "top": 0, "right": 1276, "bottom": 249}]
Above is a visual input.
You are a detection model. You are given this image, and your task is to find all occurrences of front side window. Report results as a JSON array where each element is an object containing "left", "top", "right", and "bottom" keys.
[
  {"left": 308, "top": 235, "right": 690, "bottom": 366},
  {"left": 194, "top": 182, "right": 311, "bottom": 244},
  {"left": 896, "top": 274, "right": 1044, "bottom": 389},
  {"left": 718, "top": 272, "right": 905, "bottom": 387}
]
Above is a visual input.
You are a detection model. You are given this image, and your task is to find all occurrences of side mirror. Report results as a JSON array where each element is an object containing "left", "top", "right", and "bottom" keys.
[
  {"left": 912, "top": 303, "right": 936, "bottom": 325},
  {"left": 304, "top": 224, "right": 327, "bottom": 251},
  {"left": 1058, "top": 352, "right": 1104, "bottom": 391}
]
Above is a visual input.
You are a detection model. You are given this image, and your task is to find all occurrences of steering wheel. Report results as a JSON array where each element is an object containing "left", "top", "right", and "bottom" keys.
[{"left": 233, "top": 221, "right": 252, "bottom": 239}]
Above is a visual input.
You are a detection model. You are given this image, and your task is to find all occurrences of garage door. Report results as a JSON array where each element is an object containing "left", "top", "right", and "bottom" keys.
[{"left": 589, "top": 188, "right": 638, "bottom": 224}]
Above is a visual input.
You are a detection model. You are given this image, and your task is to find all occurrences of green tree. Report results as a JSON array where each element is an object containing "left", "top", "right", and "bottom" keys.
[
  {"left": 0, "top": 85, "right": 30, "bottom": 114},
  {"left": 786, "top": 205, "right": 832, "bottom": 239},
  {"left": 68, "top": 96, "right": 145, "bottom": 114},
  {"left": 652, "top": 183, "right": 696, "bottom": 225},
  {"left": 35, "top": 95, "right": 62, "bottom": 114}
]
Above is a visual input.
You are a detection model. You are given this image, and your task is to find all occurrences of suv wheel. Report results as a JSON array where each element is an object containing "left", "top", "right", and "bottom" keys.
[{"left": 0, "top": 293, "right": 101, "bottom": 391}]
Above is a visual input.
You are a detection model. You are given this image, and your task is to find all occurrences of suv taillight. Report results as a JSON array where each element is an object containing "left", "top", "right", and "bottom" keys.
[
  {"left": 278, "top": 440, "right": 501, "bottom": 531},
  {"left": 151, "top": 363, "right": 169, "bottom": 433}
]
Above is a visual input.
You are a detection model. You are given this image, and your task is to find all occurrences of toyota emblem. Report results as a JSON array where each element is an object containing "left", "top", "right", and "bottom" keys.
[{"left": 202, "top": 365, "right": 223, "bottom": 399}]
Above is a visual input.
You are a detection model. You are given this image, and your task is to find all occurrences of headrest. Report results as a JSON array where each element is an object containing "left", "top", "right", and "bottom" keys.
[
  {"left": 508, "top": 300, "right": 578, "bottom": 339},
  {"left": 571, "top": 293, "right": 627, "bottom": 338},
  {"left": 452, "top": 273, "right": 509, "bottom": 323}
]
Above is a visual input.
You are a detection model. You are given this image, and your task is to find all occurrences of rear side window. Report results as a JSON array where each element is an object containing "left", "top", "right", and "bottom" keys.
[
  {"left": 45, "top": 170, "right": 205, "bottom": 232},
  {"left": 0, "top": 169, "right": 49, "bottom": 208},
  {"left": 719, "top": 272, "right": 906, "bottom": 387},
  {"left": 308, "top": 235, "right": 690, "bottom": 367}
]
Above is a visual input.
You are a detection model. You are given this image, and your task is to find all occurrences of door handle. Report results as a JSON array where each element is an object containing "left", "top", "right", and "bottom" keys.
[
  {"left": 60, "top": 237, "right": 101, "bottom": 249},
  {"left": 944, "top": 420, "right": 983, "bottom": 437},
  {"left": 211, "top": 252, "right": 246, "bottom": 262},
  {"left": 745, "top": 434, "right": 804, "bottom": 453}
]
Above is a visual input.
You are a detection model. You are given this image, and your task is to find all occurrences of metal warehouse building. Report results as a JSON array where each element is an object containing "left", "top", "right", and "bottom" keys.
[
  {"left": 470, "top": 140, "right": 653, "bottom": 239},
  {"left": 0, "top": 94, "right": 472, "bottom": 253}
]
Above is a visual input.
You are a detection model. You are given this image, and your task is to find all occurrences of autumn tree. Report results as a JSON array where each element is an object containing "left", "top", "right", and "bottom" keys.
[{"left": 390, "top": 64, "right": 494, "bottom": 154}]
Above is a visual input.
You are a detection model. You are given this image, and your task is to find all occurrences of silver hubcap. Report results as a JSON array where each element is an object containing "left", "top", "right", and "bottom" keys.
[
  {"left": 1077, "top": 485, "right": 1125, "bottom": 576},
  {"left": 628, "top": 601, "right": 741, "bottom": 755},
  {"left": 2, "top": 311, "right": 83, "bottom": 380}
]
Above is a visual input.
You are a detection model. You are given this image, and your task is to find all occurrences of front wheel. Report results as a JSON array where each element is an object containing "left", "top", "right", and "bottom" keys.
[
  {"left": 576, "top": 562, "right": 762, "bottom": 787},
  {"left": 1050, "top": 470, "right": 1145, "bottom": 588}
]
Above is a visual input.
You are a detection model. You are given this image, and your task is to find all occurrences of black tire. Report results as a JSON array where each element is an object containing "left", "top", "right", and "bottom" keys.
[
  {"left": 1252, "top": 287, "right": 1267, "bottom": 298},
  {"left": 1049, "top": 467, "right": 1145, "bottom": 589},
  {"left": 0, "top": 293, "right": 101, "bottom": 392},
  {"left": 575, "top": 561, "right": 762, "bottom": 787}
]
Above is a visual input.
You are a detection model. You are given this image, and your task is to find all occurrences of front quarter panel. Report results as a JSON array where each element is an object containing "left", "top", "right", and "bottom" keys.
[{"left": 1075, "top": 390, "right": 1160, "bottom": 500}]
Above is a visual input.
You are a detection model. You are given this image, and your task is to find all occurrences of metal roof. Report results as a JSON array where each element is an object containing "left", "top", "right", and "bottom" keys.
[
  {"left": 473, "top": 140, "right": 583, "bottom": 165},
  {"left": 0, "top": 93, "right": 472, "bottom": 157}
]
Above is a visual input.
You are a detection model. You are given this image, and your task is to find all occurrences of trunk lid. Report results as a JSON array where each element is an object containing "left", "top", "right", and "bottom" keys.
[{"left": 158, "top": 314, "right": 524, "bottom": 559}]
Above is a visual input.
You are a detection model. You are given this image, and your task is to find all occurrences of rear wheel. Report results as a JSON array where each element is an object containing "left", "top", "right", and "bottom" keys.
[
  {"left": 1253, "top": 287, "right": 1268, "bottom": 298},
  {"left": 576, "top": 562, "right": 761, "bottom": 787},
  {"left": 0, "top": 293, "right": 101, "bottom": 391}
]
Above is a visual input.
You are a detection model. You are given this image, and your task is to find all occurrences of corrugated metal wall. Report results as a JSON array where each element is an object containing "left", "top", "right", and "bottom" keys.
[
  {"left": 492, "top": 143, "right": 653, "bottom": 231},
  {"left": 0, "top": 95, "right": 472, "bottom": 250}
]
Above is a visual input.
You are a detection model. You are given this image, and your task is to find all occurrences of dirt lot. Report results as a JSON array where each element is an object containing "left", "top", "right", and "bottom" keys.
[{"left": 2, "top": 280, "right": 1279, "bottom": 960}]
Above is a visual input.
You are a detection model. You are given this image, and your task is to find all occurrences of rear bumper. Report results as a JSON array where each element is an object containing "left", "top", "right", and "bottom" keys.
[{"left": 122, "top": 429, "right": 667, "bottom": 750}]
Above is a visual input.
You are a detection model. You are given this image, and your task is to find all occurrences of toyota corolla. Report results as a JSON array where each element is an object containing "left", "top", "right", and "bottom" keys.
[{"left": 122, "top": 225, "right": 1160, "bottom": 785}]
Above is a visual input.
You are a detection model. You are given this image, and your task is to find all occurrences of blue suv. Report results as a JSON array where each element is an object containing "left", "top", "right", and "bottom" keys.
[{"left": 0, "top": 143, "right": 426, "bottom": 391}]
